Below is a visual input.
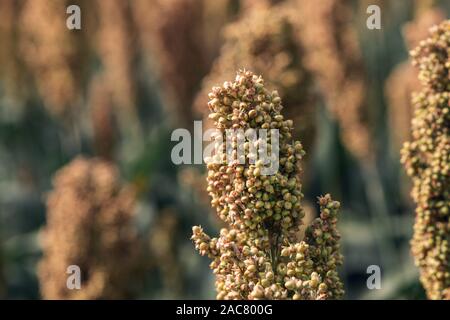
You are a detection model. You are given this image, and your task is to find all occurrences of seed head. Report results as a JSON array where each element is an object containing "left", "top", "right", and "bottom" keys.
[
  {"left": 401, "top": 20, "right": 450, "bottom": 300},
  {"left": 192, "top": 70, "right": 344, "bottom": 300}
]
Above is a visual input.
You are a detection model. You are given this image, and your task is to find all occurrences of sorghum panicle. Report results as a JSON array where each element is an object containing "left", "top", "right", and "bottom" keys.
[
  {"left": 401, "top": 20, "right": 450, "bottom": 300},
  {"left": 89, "top": 75, "right": 116, "bottom": 161},
  {"left": 195, "top": 2, "right": 316, "bottom": 147},
  {"left": 192, "top": 70, "right": 344, "bottom": 300},
  {"left": 19, "top": 0, "right": 87, "bottom": 118},
  {"left": 131, "top": 0, "right": 234, "bottom": 128},
  {"left": 0, "top": 0, "right": 28, "bottom": 101},
  {"left": 38, "top": 157, "right": 141, "bottom": 299},
  {"left": 386, "top": 8, "right": 445, "bottom": 150},
  {"left": 294, "top": 0, "right": 370, "bottom": 160},
  {"left": 96, "top": 0, "right": 137, "bottom": 114}
]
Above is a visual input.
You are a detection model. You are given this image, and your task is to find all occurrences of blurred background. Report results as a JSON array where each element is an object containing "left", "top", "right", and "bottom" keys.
[{"left": 0, "top": 0, "right": 449, "bottom": 299}]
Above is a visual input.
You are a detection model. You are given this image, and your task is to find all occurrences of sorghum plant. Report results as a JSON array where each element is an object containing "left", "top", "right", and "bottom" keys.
[
  {"left": 401, "top": 20, "right": 450, "bottom": 300},
  {"left": 386, "top": 8, "right": 445, "bottom": 150},
  {"left": 95, "top": 0, "right": 138, "bottom": 114},
  {"left": 195, "top": 2, "right": 316, "bottom": 146},
  {"left": 132, "top": 0, "right": 205, "bottom": 127},
  {"left": 39, "top": 157, "right": 141, "bottom": 299},
  {"left": 19, "top": 0, "right": 89, "bottom": 118},
  {"left": 131, "top": 0, "right": 235, "bottom": 128},
  {"left": 294, "top": 0, "right": 370, "bottom": 160},
  {"left": 192, "top": 70, "right": 344, "bottom": 300}
]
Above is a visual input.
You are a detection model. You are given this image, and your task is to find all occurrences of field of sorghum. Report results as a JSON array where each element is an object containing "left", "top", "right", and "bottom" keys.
[{"left": 0, "top": 0, "right": 448, "bottom": 300}]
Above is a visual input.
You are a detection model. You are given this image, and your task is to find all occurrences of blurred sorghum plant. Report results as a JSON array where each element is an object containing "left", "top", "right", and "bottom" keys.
[
  {"left": 0, "top": 0, "right": 29, "bottom": 102},
  {"left": 95, "top": 0, "right": 138, "bottom": 116},
  {"left": 39, "top": 157, "right": 141, "bottom": 299},
  {"left": 294, "top": 0, "right": 370, "bottom": 161},
  {"left": 19, "top": 0, "right": 89, "bottom": 119},
  {"left": 385, "top": 8, "right": 446, "bottom": 150},
  {"left": 132, "top": 0, "right": 234, "bottom": 128},
  {"left": 385, "top": 62, "right": 420, "bottom": 150},
  {"left": 401, "top": 20, "right": 450, "bottom": 300},
  {"left": 195, "top": 3, "right": 316, "bottom": 147},
  {"left": 192, "top": 70, "right": 344, "bottom": 300}
]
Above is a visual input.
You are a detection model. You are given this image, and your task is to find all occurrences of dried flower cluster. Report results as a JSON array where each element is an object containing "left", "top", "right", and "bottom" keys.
[
  {"left": 386, "top": 8, "right": 446, "bottom": 149},
  {"left": 19, "top": 0, "right": 88, "bottom": 118},
  {"left": 2, "top": 0, "right": 140, "bottom": 125},
  {"left": 294, "top": 0, "right": 370, "bottom": 160},
  {"left": 195, "top": 3, "right": 316, "bottom": 146},
  {"left": 38, "top": 157, "right": 141, "bottom": 299},
  {"left": 132, "top": 0, "right": 234, "bottom": 128},
  {"left": 385, "top": 62, "right": 421, "bottom": 150},
  {"left": 95, "top": 0, "right": 138, "bottom": 116},
  {"left": 0, "top": 0, "right": 28, "bottom": 101},
  {"left": 401, "top": 20, "right": 450, "bottom": 300},
  {"left": 192, "top": 70, "right": 343, "bottom": 300}
]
